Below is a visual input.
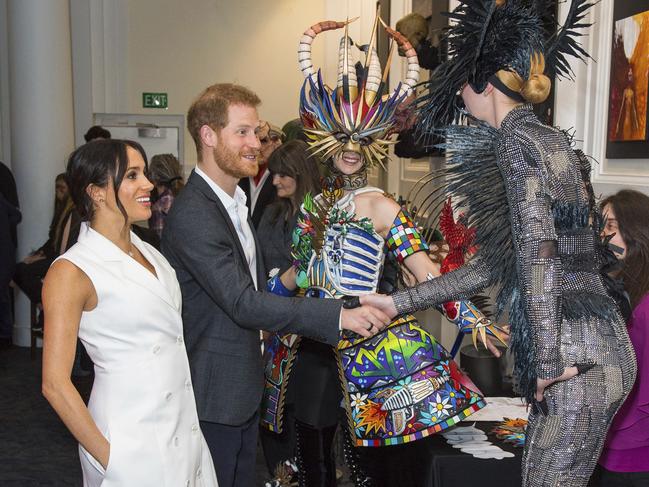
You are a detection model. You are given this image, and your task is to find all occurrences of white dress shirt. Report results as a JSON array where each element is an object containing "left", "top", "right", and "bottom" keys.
[{"left": 195, "top": 166, "right": 258, "bottom": 290}]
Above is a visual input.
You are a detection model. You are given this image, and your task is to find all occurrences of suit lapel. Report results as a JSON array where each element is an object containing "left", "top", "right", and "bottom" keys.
[
  {"left": 249, "top": 214, "right": 265, "bottom": 286},
  {"left": 188, "top": 171, "right": 255, "bottom": 284}
]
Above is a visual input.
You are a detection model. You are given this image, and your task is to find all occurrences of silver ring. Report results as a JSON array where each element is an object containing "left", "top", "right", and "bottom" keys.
[{"left": 367, "top": 323, "right": 373, "bottom": 331}]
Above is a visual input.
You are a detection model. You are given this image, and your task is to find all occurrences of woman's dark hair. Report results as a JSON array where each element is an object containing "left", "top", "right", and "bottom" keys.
[
  {"left": 84, "top": 125, "right": 112, "bottom": 142},
  {"left": 267, "top": 140, "right": 321, "bottom": 223},
  {"left": 66, "top": 139, "right": 148, "bottom": 224},
  {"left": 601, "top": 189, "right": 649, "bottom": 309}
]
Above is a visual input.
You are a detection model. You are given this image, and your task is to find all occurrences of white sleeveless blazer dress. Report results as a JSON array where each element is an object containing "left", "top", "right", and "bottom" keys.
[{"left": 56, "top": 223, "right": 218, "bottom": 487}]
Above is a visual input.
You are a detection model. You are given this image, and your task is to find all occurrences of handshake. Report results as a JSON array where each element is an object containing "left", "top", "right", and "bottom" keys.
[
  {"left": 339, "top": 293, "right": 398, "bottom": 338},
  {"left": 340, "top": 293, "right": 509, "bottom": 358}
]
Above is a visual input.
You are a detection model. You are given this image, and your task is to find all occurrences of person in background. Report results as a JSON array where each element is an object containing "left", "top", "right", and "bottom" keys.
[
  {"left": 13, "top": 174, "right": 81, "bottom": 305},
  {"left": 238, "top": 121, "right": 284, "bottom": 228},
  {"left": 22, "top": 173, "right": 70, "bottom": 265},
  {"left": 0, "top": 161, "right": 21, "bottom": 349},
  {"left": 281, "top": 119, "right": 308, "bottom": 143},
  {"left": 257, "top": 140, "right": 320, "bottom": 276},
  {"left": 597, "top": 189, "right": 649, "bottom": 486},
  {"left": 256, "top": 139, "right": 320, "bottom": 480},
  {"left": 84, "top": 126, "right": 111, "bottom": 143},
  {"left": 0, "top": 161, "right": 19, "bottom": 246},
  {"left": 148, "top": 153, "right": 184, "bottom": 237}
]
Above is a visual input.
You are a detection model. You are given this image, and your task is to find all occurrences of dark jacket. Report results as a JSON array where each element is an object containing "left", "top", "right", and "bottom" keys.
[
  {"left": 256, "top": 203, "right": 298, "bottom": 278},
  {"left": 0, "top": 162, "right": 19, "bottom": 247},
  {"left": 238, "top": 173, "right": 276, "bottom": 229},
  {"left": 161, "top": 171, "right": 341, "bottom": 425},
  {"left": 0, "top": 193, "right": 21, "bottom": 283}
]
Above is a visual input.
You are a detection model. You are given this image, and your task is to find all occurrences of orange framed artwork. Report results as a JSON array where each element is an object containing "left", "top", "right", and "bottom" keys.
[{"left": 606, "top": 2, "right": 649, "bottom": 159}]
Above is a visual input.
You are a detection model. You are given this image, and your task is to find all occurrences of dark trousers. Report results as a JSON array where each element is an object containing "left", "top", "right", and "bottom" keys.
[
  {"left": 596, "top": 465, "right": 649, "bottom": 486},
  {"left": 200, "top": 411, "right": 259, "bottom": 487},
  {"left": 0, "top": 285, "right": 12, "bottom": 340},
  {"left": 0, "top": 258, "right": 14, "bottom": 340},
  {"left": 260, "top": 404, "right": 296, "bottom": 476}
]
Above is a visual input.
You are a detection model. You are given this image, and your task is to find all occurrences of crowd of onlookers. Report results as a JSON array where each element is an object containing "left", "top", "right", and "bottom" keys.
[{"left": 1, "top": 121, "right": 647, "bottom": 484}]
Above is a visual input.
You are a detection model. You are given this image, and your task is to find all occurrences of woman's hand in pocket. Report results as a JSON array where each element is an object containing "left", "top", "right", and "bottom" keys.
[{"left": 535, "top": 367, "right": 578, "bottom": 402}]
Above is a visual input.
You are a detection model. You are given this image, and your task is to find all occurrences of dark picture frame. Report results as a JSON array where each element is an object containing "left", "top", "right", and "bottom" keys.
[{"left": 605, "top": 1, "right": 649, "bottom": 159}]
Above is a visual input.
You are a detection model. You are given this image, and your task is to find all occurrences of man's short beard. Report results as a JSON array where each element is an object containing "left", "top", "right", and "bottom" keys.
[{"left": 213, "top": 143, "right": 258, "bottom": 179}]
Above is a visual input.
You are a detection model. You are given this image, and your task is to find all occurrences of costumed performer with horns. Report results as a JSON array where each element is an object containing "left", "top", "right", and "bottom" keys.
[
  {"left": 362, "top": 1, "right": 637, "bottom": 486},
  {"left": 261, "top": 13, "right": 508, "bottom": 487}
]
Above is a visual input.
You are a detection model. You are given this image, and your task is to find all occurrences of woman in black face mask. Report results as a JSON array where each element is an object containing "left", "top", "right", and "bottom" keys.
[{"left": 597, "top": 189, "right": 649, "bottom": 487}]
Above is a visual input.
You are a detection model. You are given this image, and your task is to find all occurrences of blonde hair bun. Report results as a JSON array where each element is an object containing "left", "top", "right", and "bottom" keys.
[{"left": 521, "top": 73, "right": 551, "bottom": 104}]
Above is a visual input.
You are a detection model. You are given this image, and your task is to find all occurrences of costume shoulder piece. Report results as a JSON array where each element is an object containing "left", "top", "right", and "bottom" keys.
[{"left": 413, "top": 120, "right": 516, "bottom": 319}]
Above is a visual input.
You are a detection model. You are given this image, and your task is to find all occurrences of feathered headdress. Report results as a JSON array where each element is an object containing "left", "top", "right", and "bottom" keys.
[
  {"left": 417, "top": 0, "right": 593, "bottom": 134},
  {"left": 298, "top": 13, "right": 420, "bottom": 169}
]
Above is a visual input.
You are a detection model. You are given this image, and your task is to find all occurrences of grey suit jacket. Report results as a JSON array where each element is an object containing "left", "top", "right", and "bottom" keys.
[{"left": 161, "top": 171, "right": 342, "bottom": 426}]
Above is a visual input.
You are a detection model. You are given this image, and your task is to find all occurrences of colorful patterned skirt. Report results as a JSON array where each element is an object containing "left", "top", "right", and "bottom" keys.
[{"left": 261, "top": 313, "right": 485, "bottom": 447}]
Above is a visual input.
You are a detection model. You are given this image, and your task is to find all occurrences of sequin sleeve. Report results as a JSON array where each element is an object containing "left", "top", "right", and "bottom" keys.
[
  {"left": 391, "top": 257, "right": 493, "bottom": 314},
  {"left": 497, "top": 134, "right": 563, "bottom": 380}
]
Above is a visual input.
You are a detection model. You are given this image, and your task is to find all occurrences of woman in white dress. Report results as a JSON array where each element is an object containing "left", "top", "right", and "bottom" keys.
[{"left": 42, "top": 139, "right": 218, "bottom": 486}]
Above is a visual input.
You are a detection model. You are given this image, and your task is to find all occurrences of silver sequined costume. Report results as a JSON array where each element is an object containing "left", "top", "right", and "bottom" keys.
[{"left": 393, "top": 106, "right": 637, "bottom": 486}]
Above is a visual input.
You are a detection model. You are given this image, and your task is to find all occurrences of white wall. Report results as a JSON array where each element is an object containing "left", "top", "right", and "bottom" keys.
[
  {"left": 554, "top": 1, "right": 649, "bottom": 198},
  {"left": 75, "top": 0, "right": 328, "bottom": 168}
]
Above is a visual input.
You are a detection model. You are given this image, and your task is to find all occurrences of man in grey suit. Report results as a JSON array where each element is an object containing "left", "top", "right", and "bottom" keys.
[{"left": 161, "top": 83, "right": 389, "bottom": 487}]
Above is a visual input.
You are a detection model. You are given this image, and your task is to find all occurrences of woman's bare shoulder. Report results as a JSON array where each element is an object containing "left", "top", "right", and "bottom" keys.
[{"left": 43, "top": 259, "right": 94, "bottom": 304}]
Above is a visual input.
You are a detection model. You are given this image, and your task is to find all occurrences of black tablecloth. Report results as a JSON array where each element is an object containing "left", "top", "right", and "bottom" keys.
[{"left": 425, "top": 421, "right": 523, "bottom": 487}]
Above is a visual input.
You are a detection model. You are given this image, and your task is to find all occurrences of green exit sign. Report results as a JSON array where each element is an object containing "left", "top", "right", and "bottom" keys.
[{"left": 142, "top": 92, "right": 168, "bottom": 109}]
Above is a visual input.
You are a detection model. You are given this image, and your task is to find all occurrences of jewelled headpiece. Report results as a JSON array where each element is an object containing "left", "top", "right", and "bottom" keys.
[
  {"left": 298, "top": 15, "right": 420, "bottom": 169},
  {"left": 418, "top": 0, "right": 593, "bottom": 133}
]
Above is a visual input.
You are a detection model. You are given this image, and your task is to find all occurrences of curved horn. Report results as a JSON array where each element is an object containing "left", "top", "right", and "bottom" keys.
[
  {"left": 379, "top": 18, "right": 420, "bottom": 97},
  {"left": 364, "top": 47, "right": 382, "bottom": 106},
  {"left": 298, "top": 18, "right": 358, "bottom": 81},
  {"left": 337, "top": 34, "right": 358, "bottom": 102}
]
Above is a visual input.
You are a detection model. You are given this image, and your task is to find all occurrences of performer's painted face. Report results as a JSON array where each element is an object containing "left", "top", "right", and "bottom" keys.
[
  {"left": 213, "top": 104, "right": 261, "bottom": 178},
  {"left": 272, "top": 173, "right": 297, "bottom": 199},
  {"left": 115, "top": 146, "right": 154, "bottom": 223},
  {"left": 333, "top": 150, "right": 365, "bottom": 175},
  {"left": 602, "top": 204, "right": 627, "bottom": 259}
]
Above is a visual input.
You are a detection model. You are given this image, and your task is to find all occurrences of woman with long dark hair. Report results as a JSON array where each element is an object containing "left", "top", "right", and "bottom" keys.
[
  {"left": 42, "top": 139, "right": 217, "bottom": 486},
  {"left": 257, "top": 139, "right": 321, "bottom": 481},
  {"left": 257, "top": 140, "right": 321, "bottom": 275},
  {"left": 597, "top": 189, "right": 649, "bottom": 486}
]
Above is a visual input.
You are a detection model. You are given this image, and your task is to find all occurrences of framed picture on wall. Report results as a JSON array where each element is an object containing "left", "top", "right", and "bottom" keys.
[{"left": 606, "top": 1, "right": 649, "bottom": 159}]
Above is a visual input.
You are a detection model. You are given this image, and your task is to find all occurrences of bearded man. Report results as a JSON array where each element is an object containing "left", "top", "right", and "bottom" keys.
[{"left": 160, "top": 83, "right": 389, "bottom": 487}]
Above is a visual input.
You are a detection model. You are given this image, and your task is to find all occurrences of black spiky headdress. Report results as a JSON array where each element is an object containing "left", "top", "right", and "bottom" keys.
[{"left": 417, "top": 0, "right": 593, "bottom": 132}]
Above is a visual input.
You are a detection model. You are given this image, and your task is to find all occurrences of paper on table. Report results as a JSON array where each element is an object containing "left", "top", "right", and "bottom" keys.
[{"left": 467, "top": 397, "right": 529, "bottom": 422}]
